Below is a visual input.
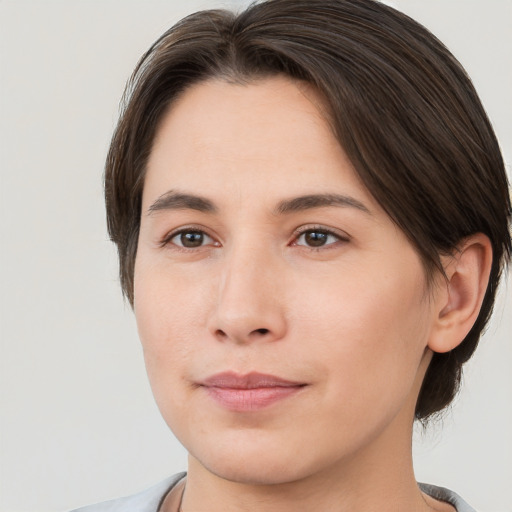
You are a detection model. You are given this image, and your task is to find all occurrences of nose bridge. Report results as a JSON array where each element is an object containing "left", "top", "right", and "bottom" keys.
[{"left": 210, "top": 236, "right": 286, "bottom": 343}]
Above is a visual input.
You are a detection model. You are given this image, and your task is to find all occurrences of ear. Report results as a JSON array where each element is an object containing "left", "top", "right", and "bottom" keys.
[{"left": 428, "top": 233, "right": 493, "bottom": 354}]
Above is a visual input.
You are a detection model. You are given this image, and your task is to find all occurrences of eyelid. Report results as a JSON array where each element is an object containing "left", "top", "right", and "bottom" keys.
[
  {"left": 291, "top": 225, "right": 351, "bottom": 247},
  {"left": 159, "top": 224, "right": 220, "bottom": 249},
  {"left": 157, "top": 223, "right": 349, "bottom": 249}
]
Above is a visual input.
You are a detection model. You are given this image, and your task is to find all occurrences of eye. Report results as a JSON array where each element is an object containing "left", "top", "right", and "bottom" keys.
[
  {"left": 294, "top": 228, "right": 346, "bottom": 248},
  {"left": 168, "top": 229, "right": 216, "bottom": 248}
]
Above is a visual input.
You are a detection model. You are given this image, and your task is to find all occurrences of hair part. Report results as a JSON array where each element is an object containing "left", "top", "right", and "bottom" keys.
[{"left": 105, "top": 0, "right": 511, "bottom": 421}]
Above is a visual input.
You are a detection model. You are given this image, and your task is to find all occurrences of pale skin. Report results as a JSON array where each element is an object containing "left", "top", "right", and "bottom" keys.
[{"left": 134, "top": 77, "right": 492, "bottom": 512}]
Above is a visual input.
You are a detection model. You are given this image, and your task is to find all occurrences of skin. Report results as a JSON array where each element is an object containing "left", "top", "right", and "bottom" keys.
[{"left": 134, "top": 77, "right": 490, "bottom": 511}]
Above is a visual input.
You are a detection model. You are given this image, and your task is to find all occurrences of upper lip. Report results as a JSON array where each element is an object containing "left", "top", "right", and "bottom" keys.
[{"left": 201, "top": 372, "right": 306, "bottom": 389}]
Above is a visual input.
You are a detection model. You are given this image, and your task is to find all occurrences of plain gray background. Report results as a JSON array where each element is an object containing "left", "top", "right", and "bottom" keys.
[{"left": 1, "top": 1, "right": 510, "bottom": 511}]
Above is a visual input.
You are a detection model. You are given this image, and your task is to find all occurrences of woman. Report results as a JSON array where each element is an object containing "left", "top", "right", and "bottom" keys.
[{"left": 73, "top": 0, "right": 511, "bottom": 510}]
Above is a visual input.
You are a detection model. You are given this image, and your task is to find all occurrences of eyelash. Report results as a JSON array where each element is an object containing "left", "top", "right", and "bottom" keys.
[
  {"left": 292, "top": 225, "right": 350, "bottom": 250},
  {"left": 159, "top": 225, "right": 350, "bottom": 251},
  {"left": 159, "top": 225, "right": 218, "bottom": 251}
]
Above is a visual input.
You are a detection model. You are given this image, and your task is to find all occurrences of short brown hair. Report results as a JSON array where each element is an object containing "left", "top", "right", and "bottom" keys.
[{"left": 105, "top": 0, "right": 511, "bottom": 420}]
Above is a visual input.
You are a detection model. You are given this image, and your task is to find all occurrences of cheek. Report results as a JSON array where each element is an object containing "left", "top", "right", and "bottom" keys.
[
  {"left": 297, "top": 261, "right": 432, "bottom": 402},
  {"left": 135, "top": 255, "right": 207, "bottom": 341},
  {"left": 133, "top": 260, "right": 207, "bottom": 394}
]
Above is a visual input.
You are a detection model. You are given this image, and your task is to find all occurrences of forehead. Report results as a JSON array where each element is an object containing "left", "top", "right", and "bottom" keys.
[
  {"left": 149, "top": 76, "right": 334, "bottom": 168},
  {"left": 144, "top": 76, "right": 377, "bottom": 213}
]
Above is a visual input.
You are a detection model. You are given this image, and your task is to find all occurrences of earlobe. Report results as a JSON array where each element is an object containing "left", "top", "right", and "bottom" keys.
[{"left": 428, "top": 233, "right": 493, "bottom": 354}]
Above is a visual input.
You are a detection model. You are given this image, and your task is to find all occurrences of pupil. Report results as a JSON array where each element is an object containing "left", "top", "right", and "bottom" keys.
[
  {"left": 181, "top": 232, "right": 203, "bottom": 247},
  {"left": 305, "top": 231, "right": 327, "bottom": 247}
]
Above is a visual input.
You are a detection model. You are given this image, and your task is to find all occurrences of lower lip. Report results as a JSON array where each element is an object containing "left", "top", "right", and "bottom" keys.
[{"left": 204, "top": 386, "right": 304, "bottom": 411}]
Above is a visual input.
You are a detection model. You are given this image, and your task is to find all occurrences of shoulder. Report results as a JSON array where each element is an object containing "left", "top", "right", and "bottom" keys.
[
  {"left": 419, "top": 483, "right": 477, "bottom": 512},
  {"left": 69, "top": 473, "right": 186, "bottom": 512}
]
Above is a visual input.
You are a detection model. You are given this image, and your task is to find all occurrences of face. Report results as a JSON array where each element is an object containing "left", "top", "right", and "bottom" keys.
[{"left": 135, "top": 77, "right": 438, "bottom": 485}]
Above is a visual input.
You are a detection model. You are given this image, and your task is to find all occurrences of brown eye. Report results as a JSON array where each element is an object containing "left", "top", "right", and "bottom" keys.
[
  {"left": 171, "top": 230, "right": 213, "bottom": 248},
  {"left": 296, "top": 230, "right": 341, "bottom": 248}
]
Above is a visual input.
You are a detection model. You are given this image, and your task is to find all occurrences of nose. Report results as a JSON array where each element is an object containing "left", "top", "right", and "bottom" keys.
[{"left": 208, "top": 244, "right": 287, "bottom": 345}]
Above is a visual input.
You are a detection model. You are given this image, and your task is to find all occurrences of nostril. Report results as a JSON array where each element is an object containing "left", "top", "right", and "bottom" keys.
[{"left": 212, "top": 326, "right": 273, "bottom": 342}]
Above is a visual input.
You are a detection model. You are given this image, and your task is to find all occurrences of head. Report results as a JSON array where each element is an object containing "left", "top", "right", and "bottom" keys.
[{"left": 105, "top": 0, "right": 510, "bottom": 430}]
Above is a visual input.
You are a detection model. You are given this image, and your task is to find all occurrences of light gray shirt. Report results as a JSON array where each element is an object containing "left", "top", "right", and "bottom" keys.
[{"left": 70, "top": 474, "right": 477, "bottom": 512}]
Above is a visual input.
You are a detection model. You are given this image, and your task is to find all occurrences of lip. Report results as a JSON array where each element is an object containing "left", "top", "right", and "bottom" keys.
[{"left": 200, "top": 372, "right": 307, "bottom": 412}]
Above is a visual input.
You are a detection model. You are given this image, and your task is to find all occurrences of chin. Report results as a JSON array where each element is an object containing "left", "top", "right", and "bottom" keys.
[
  {"left": 196, "top": 453, "right": 313, "bottom": 486},
  {"left": 185, "top": 428, "right": 338, "bottom": 487}
]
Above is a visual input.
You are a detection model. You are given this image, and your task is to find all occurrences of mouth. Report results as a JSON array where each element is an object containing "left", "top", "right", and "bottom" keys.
[{"left": 199, "top": 372, "right": 307, "bottom": 412}]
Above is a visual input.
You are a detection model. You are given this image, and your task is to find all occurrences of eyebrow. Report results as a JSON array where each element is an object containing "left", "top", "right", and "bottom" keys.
[
  {"left": 147, "top": 191, "right": 217, "bottom": 215},
  {"left": 275, "top": 193, "right": 371, "bottom": 215},
  {"left": 147, "top": 190, "right": 371, "bottom": 216}
]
